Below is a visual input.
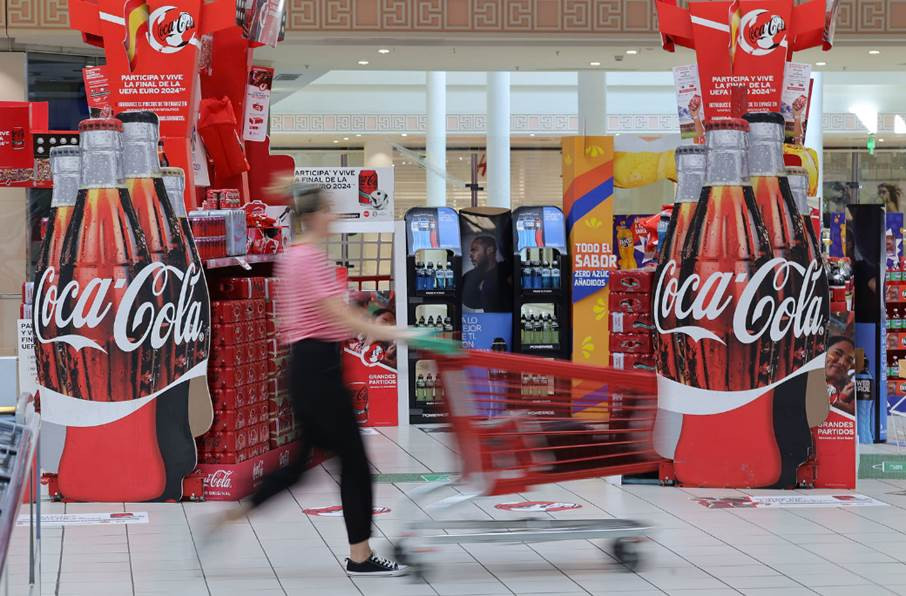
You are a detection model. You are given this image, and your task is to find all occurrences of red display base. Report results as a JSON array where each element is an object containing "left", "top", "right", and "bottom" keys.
[
  {"left": 195, "top": 443, "right": 327, "bottom": 501},
  {"left": 44, "top": 443, "right": 327, "bottom": 502}
]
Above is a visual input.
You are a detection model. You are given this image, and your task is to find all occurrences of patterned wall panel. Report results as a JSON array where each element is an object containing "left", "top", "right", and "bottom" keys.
[
  {"left": 272, "top": 111, "right": 906, "bottom": 134},
  {"left": 5, "top": 0, "right": 905, "bottom": 35}
]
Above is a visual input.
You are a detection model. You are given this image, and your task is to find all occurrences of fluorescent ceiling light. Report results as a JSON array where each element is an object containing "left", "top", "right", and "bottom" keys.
[
  {"left": 815, "top": 61, "right": 826, "bottom": 66},
  {"left": 849, "top": 103, "right": 879, "bottom": 134},
  {"left": 868, "top": 50, "right": 881, "bottom": 55},
  {"left": 625, "top": 50, "right": 638, "bottom": 55},
  {"left": 378, "top": 49, "right": 390, "bottom": 54},
  {"left": 589, "top": 61, "right": 601, "bottom": 66},
  {"left": 357, "top": 60, "right": 369, "bottom": 65}
]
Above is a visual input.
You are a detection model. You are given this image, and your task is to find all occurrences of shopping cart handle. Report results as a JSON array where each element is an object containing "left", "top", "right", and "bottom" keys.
[{"left": 407, "top": 330, "right": 463, "bottom": 356}]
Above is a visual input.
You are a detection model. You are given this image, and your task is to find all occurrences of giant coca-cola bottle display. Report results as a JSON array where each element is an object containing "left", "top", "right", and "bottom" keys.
[
  {"left": 32, "top": 117, "right": 210, "bottom": 502},
  {"left": 117, "top": 111, "right": 204, "bottom": 501},
  {"left": 743, "top": 112, "right": 828, "bottom": 487},
  {"left": 653, "top": 145, "right": 705, "bottom": 460},
  {"left": 655, "top": 118, "right": 828, "bottom": 488}
]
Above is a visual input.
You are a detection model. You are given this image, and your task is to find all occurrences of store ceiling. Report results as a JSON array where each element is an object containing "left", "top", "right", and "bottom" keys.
[{"left": 257, "top": 41, "right": 906, "bottom": 79}]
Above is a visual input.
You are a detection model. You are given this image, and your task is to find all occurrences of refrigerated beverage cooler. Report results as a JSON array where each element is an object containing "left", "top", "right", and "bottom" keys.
[
  {"left": 404, "top": 207, "right": 462, "bottom": 423},
  {"left": 512, "top": 206, "right": 570, "bottom": 360}
]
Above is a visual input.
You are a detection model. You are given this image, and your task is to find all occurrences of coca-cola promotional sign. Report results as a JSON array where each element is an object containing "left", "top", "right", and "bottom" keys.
[
  {"left": 71, "top": 0, "right": 204, "bottom": 138},
  {"left": 657, "top": 0, "right": 814, "bottom": 119}
]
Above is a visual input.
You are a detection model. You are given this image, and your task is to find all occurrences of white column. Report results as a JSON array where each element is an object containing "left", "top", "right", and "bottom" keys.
[
  {"left": 486, "top": 72, "right": 511, "bottom": 208},
  {"left": 363, "top": 137, "right": 394, "bottom": 168},
  {"left": 805, "top": 71, "right": 824, "bottom": 204},
  {"left": 577, "top": 71, "right": 607, "bottom": 136},
  {"left": 426, "top": 71, "right": 447, "bottom": 207}
]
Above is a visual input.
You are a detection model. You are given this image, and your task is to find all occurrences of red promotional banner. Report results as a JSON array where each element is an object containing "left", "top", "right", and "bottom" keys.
[
  {"left": 95, "top": 0, "right": 201, "bottom": 137},
  {"left": 343, "top": 291, "right": 398, "bottom": 427},
  {"left": 82, "top": 65, "right": 112, "bottom": 116},
  {"left": 657, "top": 0, "right": 828, "bottom": 119}
]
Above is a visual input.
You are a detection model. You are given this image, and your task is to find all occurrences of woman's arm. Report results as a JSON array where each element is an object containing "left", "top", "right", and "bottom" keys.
[{"left": 319, "top": 298, "right": 408, "bottom": 342}]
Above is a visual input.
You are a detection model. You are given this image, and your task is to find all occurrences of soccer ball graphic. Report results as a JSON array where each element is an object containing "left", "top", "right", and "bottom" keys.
[{"left": 369, "top": 190, "right": 390, "bottom": 210}]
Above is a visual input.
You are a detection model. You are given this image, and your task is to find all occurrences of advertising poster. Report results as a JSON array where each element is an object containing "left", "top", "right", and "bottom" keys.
[
  {"left": 672, "top": 65, "right": 704, "bottom": 142},
  {"left": 658, "top": 0, "right": 807, "bottom": 118},
  {"left": 242, "top": 66, "right": 273, "bottom": 142},
  {"left": 82, "top": 65, "right": 112, "bottom": 116},
  {"left": 294, "top": 167, "right": 394, "bottom": 221},
  {"left": 343, "top": 291, "right": 399, "bottom": 427},
  {"left": 780, "top": 62, "right": 811, "bottom": 143},
  {"left": 514, "top": 207, "right": 567, "bottom": 254},
  {"left": 459, "top": 208, "right": 514, "bottom": 351},
  {"left": 406, "top": 207, "right": 461, "bottom": 254},
  {"left": 76, "top": 0, "right": 204, "bottom": 138},
  {"left": 814, "top": 308, "right": 857, "bottom": 488},
  {"left": 614, "top": 215, "right": 655, "bottom": 270},
  {"left": 562, "top": 136, "right": 615, "bottom": 368}
]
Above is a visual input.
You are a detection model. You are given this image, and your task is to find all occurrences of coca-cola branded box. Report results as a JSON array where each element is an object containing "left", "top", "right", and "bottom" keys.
[
  {"left": 609, "top": 292, "right": 651, "bottom": 314},
  {"left": 610, "top": 269, "right": 655, "bottom": 294},
  {"left": 610, "top": 311, "right": 654, "bottom": 334},
  {"left": 609, "top": 333, "right": 653, "bottom": 354},
  {"left": 610, "top": 352, "right": 656, "bottom": 372}
]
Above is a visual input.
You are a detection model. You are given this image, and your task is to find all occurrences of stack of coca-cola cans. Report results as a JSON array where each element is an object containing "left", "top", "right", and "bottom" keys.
[
  {"left": 264, "top": 277, "right": 297, "bottom": 447},
  {"left": 188, "top": 207, "right": 247, "bottom": 259},
  {"left": 609, "top": 269, "right": 656, "bottom": 372},
  {"left": 200, "top": 276, "right": 273, "bottom": 464}
]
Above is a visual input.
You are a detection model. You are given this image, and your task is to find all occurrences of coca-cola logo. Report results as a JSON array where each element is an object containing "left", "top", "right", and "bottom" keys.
[
  {"left": 738, "top": 9, "right": 787, "bottom": 56},
  {"left": 33, "top": 262, "right": 205, "bottom": 353},
  {"left": 252, "top": 460, "right": 264, "bottom": 481},
  {"left": 279, "top": 450, "right": 289, "bottom": 468},
  {"left": 654, "top": 258, "right": 824, "bottom": 345},
  {"left": 147, "top": 6, "right": 196, "bottom": 54},
  {"left": 207, "top": 470, "right": 232, "bottom": 489}
]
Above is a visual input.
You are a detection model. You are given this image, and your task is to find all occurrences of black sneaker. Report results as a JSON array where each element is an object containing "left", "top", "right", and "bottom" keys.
[{"left": 345, "top": 552, "right": 408, "bottom": 576}]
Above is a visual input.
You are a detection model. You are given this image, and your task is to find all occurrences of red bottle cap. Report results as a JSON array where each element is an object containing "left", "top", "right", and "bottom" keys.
[
  {"left": 78, "top": 118, "right": 123, "bottom": 133},
  {"left": 704, "top": 118, "right": 749, "bottom": 132}
]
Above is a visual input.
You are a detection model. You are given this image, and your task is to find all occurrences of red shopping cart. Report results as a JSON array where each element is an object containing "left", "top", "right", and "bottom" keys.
[{"left": 397, "top": 349, "right": 663, "bottom": 575}]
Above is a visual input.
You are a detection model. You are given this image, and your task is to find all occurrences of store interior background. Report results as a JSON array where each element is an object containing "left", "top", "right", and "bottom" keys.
[{"left": 2, "top": 5, "right": 906, "bottom": 362}]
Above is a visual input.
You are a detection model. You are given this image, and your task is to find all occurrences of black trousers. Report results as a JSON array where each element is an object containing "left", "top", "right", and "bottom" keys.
[{"left": 251, "top": 340, "right": 373, "bottom": 544}]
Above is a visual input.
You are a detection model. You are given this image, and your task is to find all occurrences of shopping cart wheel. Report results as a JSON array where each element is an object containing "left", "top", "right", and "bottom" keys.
[
  {"left": 395, "top": 541, "right": 428, "bottom": 582},
  {"left": 612, "top": 537, "right": 641, "bottom": 572}
]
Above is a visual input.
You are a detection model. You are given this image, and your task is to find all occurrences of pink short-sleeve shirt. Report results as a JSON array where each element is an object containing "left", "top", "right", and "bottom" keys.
[{"left": 275, "top": 243, "right": 350, "bottom": 344}]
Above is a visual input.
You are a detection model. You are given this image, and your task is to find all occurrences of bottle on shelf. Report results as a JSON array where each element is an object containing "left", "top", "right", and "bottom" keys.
[
  {"left": 415, "top": 260, "right": 425, "bottom": 291},
  {"left": 415, "top": 374, "right": 426, "bottom": 401},
  {"left": 443, "top": 316, "right": 454, "bottom": 339},
  {"left": 520, "top": 312, "right": 528, "bottom": 344},
  {"left": 426, "top": 262, "right": 435, "bottom": 290},
  {"left": 444, "top": 259, "right": 454, "bottom": 290},
  {"left": 541, "top": 259, "right": 552, "bottom": 289},
  {"left": 551, "top": 253, "right": 561, "bottom": 289},
  {"left": 551, "top": 314, "right": 560, "bottom": 346}
]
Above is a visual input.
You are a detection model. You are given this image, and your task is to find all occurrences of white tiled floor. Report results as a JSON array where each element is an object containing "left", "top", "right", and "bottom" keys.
[{"left": 7, "top": 425, "right": 906, "bottom": 595}]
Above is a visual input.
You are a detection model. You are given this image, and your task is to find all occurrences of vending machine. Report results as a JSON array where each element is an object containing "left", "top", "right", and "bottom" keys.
[
  {"left": 512, "top": 206, "right": 570, "bottom": 359},
  {"left": 404, "top": 207, "right": 462, "bottom": 423},
  {"left": 459, "top": 207, "right": 514, "bottom": 352}
]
